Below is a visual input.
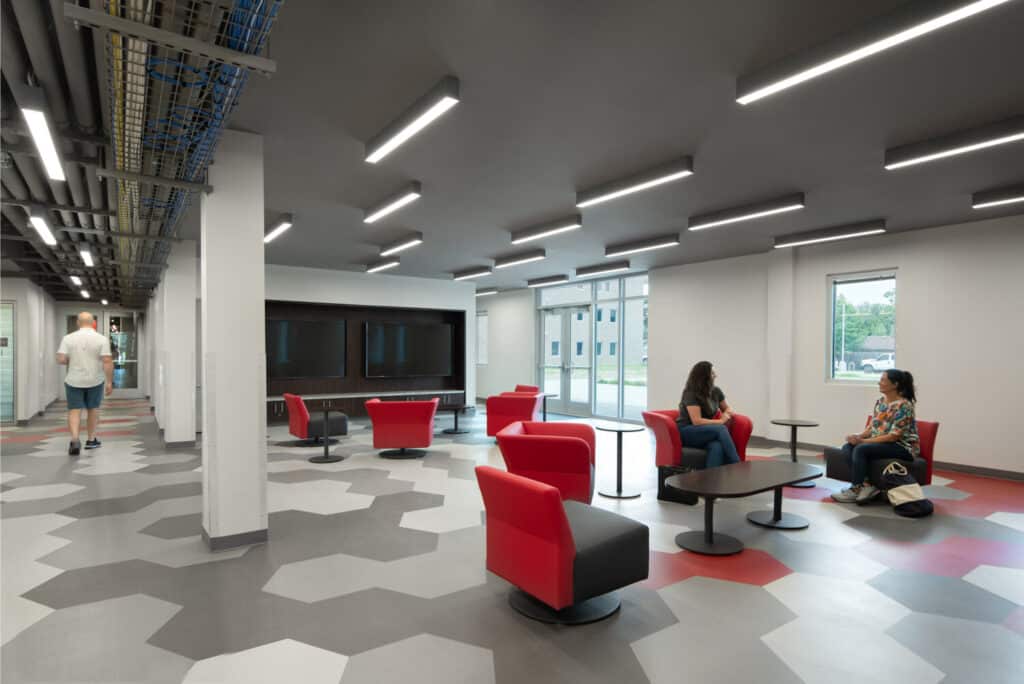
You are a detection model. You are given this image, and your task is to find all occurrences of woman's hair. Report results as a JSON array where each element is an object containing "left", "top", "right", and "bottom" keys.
[
  {"left": 885, "top": 368, "right": 916, "bottom": 403},
  {"left": 683, "top": 361, "right": 714, "bottom": 402}
]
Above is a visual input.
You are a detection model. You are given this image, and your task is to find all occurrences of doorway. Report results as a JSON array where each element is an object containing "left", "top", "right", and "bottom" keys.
[
  {"left": 540, "top": 306, "right": 591, "bottom": 416},
  {"left": 63, "top": 310, "right": 142, "bottom": 397}
]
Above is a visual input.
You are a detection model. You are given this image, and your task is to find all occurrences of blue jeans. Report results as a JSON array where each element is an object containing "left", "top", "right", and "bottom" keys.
[
  {"left": 678, "top": 424, "right": 740, "bottom": 468},
  {"left": 840, "top": 442, "right": 912, "bottom": 485}
]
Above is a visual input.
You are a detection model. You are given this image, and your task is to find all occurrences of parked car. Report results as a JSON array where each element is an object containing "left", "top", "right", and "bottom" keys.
[{"left": 861, "top": 353, "right": 895, "bottom": 373}]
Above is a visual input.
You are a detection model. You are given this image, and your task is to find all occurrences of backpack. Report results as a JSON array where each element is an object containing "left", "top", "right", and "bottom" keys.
[{"left": 880, "top": 461, "right": 933, "bottom": 518}]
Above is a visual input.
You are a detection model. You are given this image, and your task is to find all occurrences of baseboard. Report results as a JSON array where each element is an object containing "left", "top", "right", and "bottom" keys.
[
  {"left": 933, "top": 461, "right": 1024, "bottom": 482},
  {"left": 164, "top": 439, "right": 196, "bottom": 448},
  {"left": 15, "top": 419, "right": 29, "bottom": 427},
  {"left": 202, "top": 526, "right": 268, "bottom": 551}
]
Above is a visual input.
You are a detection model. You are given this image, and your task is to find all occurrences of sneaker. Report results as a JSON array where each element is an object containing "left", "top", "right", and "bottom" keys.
[
  {"left": 856, "top": 484, "right": 881, "bottom": 505},
  {"left": 68, "top": 441, "right": 81, "bottom": 457},
  {"left": 831, "top": 485, "right": 861, "bottom": 503},
  {"left": 84, "top": 438, "right": 101, "bottom": 450}
]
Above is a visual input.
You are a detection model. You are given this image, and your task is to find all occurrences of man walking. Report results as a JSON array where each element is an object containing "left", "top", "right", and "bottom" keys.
[{"left": 56, "top": 312, "right": 113, "bottom": 456}]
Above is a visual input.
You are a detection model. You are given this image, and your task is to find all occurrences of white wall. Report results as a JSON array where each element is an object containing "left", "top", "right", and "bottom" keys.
[
  {"left": 475, "top": 288, "right": 536, "bottom": 398},
  {"left": 648, "top": 213, "right": 1024, "bottom": 473},
  {"left": 265, "top": 264, "right": 477, "bottom": 401},
  {"left": 0, "top": 278, "right": 59, "bottom": 421}
]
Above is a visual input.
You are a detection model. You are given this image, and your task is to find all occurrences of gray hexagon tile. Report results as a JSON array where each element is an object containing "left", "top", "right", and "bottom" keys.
[
  {"left": 341, "top": 633, "right": 493, "bottom": 684},
  {"left": 183, "top": 638, "right": 349, "bottom": 684}
]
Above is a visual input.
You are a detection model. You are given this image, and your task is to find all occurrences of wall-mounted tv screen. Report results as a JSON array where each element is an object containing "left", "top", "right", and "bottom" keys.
[
  {"left": 365, "top": 322, "right": 453, "bottom": 378},
  {"left": 266, "top": 319, "right": 346, "bottom": 379}
]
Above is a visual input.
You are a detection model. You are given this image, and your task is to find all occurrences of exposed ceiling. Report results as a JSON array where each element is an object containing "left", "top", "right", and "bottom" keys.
[{"left": 210, "top": 0, "right": 1024, "bottom": 290}]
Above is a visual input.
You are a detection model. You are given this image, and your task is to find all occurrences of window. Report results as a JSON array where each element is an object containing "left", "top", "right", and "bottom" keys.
[
  {"left": 596, "top": 308, "right": 603, "bottom": 322},
  {"left": 540, "top": 282, "right": 591, "bottom": 306},
  {"left": 609, "top": 308, "right": 617, "bottom": 323},
  {"left": 829, "top": 271, "right": 896, "bottom": 382},
  {"left": 576, "top": 312, "right": 583, "bottom": 321},
  {"left": 609, "top": 342, "right": 617, "bottom": 356},
  {"left": 595, "top": 341, "right": 603, "bottom": 355},
  {"left": 576, "top": 341, "right": 583, "bottom": 356},
  {"left": 476, "top": 313, "right": 488, "bottom": 365},
  {"left": 551, "top": 341, "right": 560, "bottom": 356}
]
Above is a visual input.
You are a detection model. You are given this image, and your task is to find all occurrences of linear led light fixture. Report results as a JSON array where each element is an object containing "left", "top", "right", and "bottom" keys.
[
  {"left": 475, "top": 288, "right": 498, "bottom": 297},
  {"left": 364, "top": 182, "right": 422, "bottom": 224},
  {"left": 27, "top": 206, "right": 58, "bottom": 246},
  {"left": 70, "top": 275, "right": 83, "bottom": 286},
  {"left": 264, "top": 213, "right": 293, "bottom": 243},
  {"left": 80, "top": 290, "right": 90, "bottom": 299},
  {"left": 527, "top": 275, "right": 570, "bottom": 289},
  {"left": 773, "top": 220, "right": 887, "bottom": 249},
  {"left": 80, "top": 247, "right": 94, "bottom": 267},
  {"left": 577, "top": 156, "right": 693, "bottom": 209},
  {"left": 366, "top": 257, "right": 401, "bottom": 274},
  {"left": 365, "top": 76, "right": 460, "bottom": 164},
  {"left": 10, "top": 81, "right": 65, "bottom": 181},
  {"left": 494, "top": 248, "right": 546, "bottom": 269},
  {"left": 605, "top": 234, "right": 680, "bottom": 258},
  {"left": 380, "top": 231, "right": 424, "bottom": 256},
  {"left": 510, "top": 214, "right": 582, "bottom": 245},
  {"left": 736, "top": 0, "right": 1015, "bottom": 105},
  {"left": 688, "top": 193, "right": 806, "bottom": 231},
  {"left": 101, "top": 299, "right": 109, "bottom": 306},
  {"left": 972, "top": 183, "right": 1024, "bottom": 209},
  {"left": 453, "top": 266, "right": 492, "bottom": 281},
  {"left": 885, "top": 116, "right": 1024, "bottom": 170},
  {"left": 575, "top": 260, "right": 631, "bottom": 279}
]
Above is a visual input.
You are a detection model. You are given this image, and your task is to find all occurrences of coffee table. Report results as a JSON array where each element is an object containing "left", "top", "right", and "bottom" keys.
[
  {"left": 441, "top": 405, "right": 471, "bottom": 435},
  {"left": 770, "top": 418, "right": 820, "bottom": 488},
  {"left": 665, "top": 461, "right": 822, "bottom": 555},
  {"left": 595, "top": 422, "right": 645, "bottom": 499}
]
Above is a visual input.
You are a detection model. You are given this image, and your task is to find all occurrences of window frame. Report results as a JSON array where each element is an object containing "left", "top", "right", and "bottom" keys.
[{"left": 826, "top": 268, "right": 897, "bottom": 385}]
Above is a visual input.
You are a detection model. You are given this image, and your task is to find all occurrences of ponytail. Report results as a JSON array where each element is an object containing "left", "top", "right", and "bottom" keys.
[{"left": 886, "top": 369, "right": 916, "bottom": 403}]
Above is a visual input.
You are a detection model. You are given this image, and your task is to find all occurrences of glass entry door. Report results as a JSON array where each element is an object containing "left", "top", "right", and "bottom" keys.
[
  {"left": 540, "top": 306, "right": 591, "bottom": 416},
  {"left": 63, "top": 310, "right": 142, "bottom": 397}
]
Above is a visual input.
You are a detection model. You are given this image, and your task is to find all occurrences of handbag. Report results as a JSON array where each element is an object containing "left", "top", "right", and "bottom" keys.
[{"left": 880, "top": 461, "right": 933, "bottom": 518}]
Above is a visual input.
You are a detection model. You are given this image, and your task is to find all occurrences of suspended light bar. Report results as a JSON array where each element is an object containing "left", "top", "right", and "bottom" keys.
[
  {"left": 11, "top": 82, "right": 65, "bottom": 181},
  {"left": 475, "top": 288, "right": 499, "bottom": 297},
  {"left": 885, "top": 116, "right": 1024, "bottom": 170},
  {"left": 510, "top": 214, "right": 582, "bottom": 245},
  {"left": 101, "top": 299, "right": 109, "bottom": 306},
  {"left": 575, "top": 260, "right": 631, "bottom": 279},
  {"left": 495, "top": 248, "right": 546, "bottom": 269},
  {"left": 737, "top": 0, "right": 1014, "bottom": 105},
  {"left": 379, "top": 231, "right": 424, "bottom": 256},
  {"left": 577, "top": 157, "right": 693, "bottom": 209},
  {"left": 365, "top": 76, "right": 460, "bottom": 164},
  {"left": 364, "top": 182, "right": 422, "bottom": 224},
  {"left": 80, "top": 290, "right": 90, "bottom": 299},
  {"left": 972, "top": 183, "right": 1024, "bottom": 209},
  {"left": 70, "top": 275, "right": 83, "bottom": 286},
  {"left": 264, "top": 213, "right": 294, "bottom": 243},
  {"left": 527, "top": 275, "right": 570, "bottom": 289},
  {"left": 80, "top": 248, "right": 94, "bottom": 267},
  {"left": 773, "top": 220, "right": 887, "bottom": 249},
  {"left": 688, "top": 193, "right": 805, "bottom": 231},
  {"left": 27, "top": 207, "right": 58, "bottom": 246},
  {"left": 605, "top": 234, "right": 680, "bottom": 258},
  {"left": 452, "top": 266, "right": 492, "bottom": 281},
  {"left": 366, "top": 257, "right": 401, "bottom": 273}
]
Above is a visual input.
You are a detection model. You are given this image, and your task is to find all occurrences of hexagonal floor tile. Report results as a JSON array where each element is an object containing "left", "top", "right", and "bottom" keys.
[
  {"left": 341, "top": 633, "right": 493, "bottom": 684},
  {"left": 183, "top": 638, "right": 348, "bottom": 684}
]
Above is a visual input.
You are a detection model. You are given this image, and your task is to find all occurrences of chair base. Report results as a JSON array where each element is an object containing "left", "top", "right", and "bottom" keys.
[
  {"left": 657, "top": 466, "right": 698, "bottom": 505},
  {"left": 508, "top": 589, "right": 621, "bottom": 625},
  {"left": 379, "top": 448, "right": 427, "bottom": 459}
]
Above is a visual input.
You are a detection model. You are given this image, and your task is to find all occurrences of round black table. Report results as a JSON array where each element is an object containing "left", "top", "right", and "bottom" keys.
[
  {"left": 441, "top": 405, "right": 471, "bottom": 435},
  {"left": 770, "top": 419, "right": 820, "bottom": 488},
  {"left": 595, "top": 422, "right": 644, "bottom": 499},
  {"left": 309, "top": 409, "right": 345, "bottom": 464}
]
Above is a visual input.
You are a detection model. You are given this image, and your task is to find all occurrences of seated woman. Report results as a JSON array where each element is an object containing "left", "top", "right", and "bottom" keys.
[
  {"left": 831, "top": 369, "right": 919, "bottom": 504},
  {"left": 676, "top": 361, "right": 740, "bottom": 468}
]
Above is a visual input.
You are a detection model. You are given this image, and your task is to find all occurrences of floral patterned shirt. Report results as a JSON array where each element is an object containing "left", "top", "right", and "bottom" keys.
[{"left": 870, "top": 397, "right": 919, "bottom": 457}]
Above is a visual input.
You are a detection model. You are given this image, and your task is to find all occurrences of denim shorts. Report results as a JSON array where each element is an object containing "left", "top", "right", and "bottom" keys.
[{"left": 66, "top": 383, "right": 104, "bottom": 410}]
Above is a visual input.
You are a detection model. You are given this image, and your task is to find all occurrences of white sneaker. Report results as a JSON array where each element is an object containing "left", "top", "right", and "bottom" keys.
[
  {"left": 856, "top": 484, "right": 880, "bottom": 505},
  {"left": 831, "top": 485, "right": 861, "bottom": 503}
]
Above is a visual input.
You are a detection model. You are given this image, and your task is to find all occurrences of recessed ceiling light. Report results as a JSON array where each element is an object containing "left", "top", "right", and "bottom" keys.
[
  {"left": 27, "top": 207, "right": 57, "bottom": 246},
  {"left": 11, "top": 82, "right": 65, "bottom": 181},
  {"left": 364, "top": 182, "right": 422, "bottom": 224},
  {"left": 577, "top": 157, "right": 693, "bottom": 209},
  {"left": 365, "top": 76, "right": 460, "bottom": 164},
  {"left": 773, "top": 220, "right": 887, "bottom": 249},
  {"left": 452, "top": 266, "right": 492, "bottom": 281},
  {"left": 687, "top": 193, "right": 806, "bottom": 231},
  {"left": 70, "top": 275, "right": 83, "bottom": 286},
  {"left": 509, "top": 214, "right": 582, "bottom": 245},
  {"left": 101, "top": 299, "right": 109, "bottom": 306},
  {"left": 605, "top": 234, "right": 680, "bottom": 258},
  {"left": 475, "top": 288, "right": 498, "bottom": 297},
  {"left": 885, "top": 116, "right": 1024, "bottom": 170},
  {"left": 737, "top": 0, "right": 1014, "bottom": 105},
  {"left": 575, "top": 260, "right": 631, "bottom": 279},
  {"left": 380, "top": 231, "right": 424, "bottom": 256},
  {"left": 80, "top": 247, "right": 94, "bottom": 267},
  {"left": 494, "top": 248, "right": 546, "bottom": 269},
  {"left": 366, "top": 257, "right": 401, "bottom": 273},
  {"left": 264, "top": 214, "right": 294, "bottom": 243},
  {"left": 80, "top": 290, "right": 90, "bottom": 299},
  {"left": 972, "top": 183, "right": 1024, "bottom": 209},
  {"left": 527, "top": 275, "right": 570, "bottom": 289}
]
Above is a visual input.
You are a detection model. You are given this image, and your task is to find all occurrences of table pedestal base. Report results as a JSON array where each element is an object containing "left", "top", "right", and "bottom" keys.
[
  {"left": 442, "top": 428, "right": 469, "bottom": 435},
  {"left": 308, "top": 453, "right": 344, "bottom": 464},
  {"left": 675, "top": 530, "right": 743, "bottom": 556},
  {"left": 746, "top": 510, "right": 809, "bottom": 529},
  {"left": 598, "top": 489, "right": 642, "bottom": 500}
]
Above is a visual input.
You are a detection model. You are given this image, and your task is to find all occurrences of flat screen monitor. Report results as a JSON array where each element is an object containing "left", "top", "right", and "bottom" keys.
[
  {"left": 266, "top": 319, "right": 346, "bottom": 379},
  {"left": 364, "top": 321, "right": 453, "bottom": 378}
]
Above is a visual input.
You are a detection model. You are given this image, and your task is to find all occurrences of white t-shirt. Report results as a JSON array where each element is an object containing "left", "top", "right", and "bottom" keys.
[{"left": 58, "top": 328, "right": 112, "bottom": 388}]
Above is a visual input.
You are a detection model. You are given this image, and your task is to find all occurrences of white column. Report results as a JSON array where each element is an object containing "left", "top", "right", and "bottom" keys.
[
  {"left": 158, "top": 239, "right": 197, "bottom": 445},
  {"left": 764, "top": 248, "right": 796, "bottom": 441},
  {"left": 200, "top": 130, "right": 267, "bottom": 549}
]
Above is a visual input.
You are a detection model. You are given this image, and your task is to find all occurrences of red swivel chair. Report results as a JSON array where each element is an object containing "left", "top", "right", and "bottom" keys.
[
  {"left": 824, "top": 418, "right": 938, "bottom": 486},
  {"left": 476, "top": 465, "right": 648, "bottom": 625},
  {"left": 486, "top": 392, "right": 543, "bottom": 436},
  {"left": 496, "top": 421, "right": 595, "bottom": 503},
  {"left": 643, "top": 409, "right": 753, "bottom": 504},
  {"left": 283, "top": 393, "right": 349, "bottom": 445},
  {"left": 364, "top": 398, "right": 439, "bottom": 459},
  {"left": 514, "top": 384, "right": 540, "bottom": 393}
]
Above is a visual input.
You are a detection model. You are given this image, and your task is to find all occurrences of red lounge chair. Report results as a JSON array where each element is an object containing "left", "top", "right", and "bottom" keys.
[
  {"left": 496, "top": 421, "right": 595, "bottom": 503},
  {"left": 485, "top": 391, "right": 543, "bottom": 436},
  {"left": 364, "top": 397, "right": 439, "bottom": 458}
]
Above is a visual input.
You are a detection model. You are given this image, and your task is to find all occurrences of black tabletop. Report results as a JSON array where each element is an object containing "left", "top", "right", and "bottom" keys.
[
  {"left": 593, "top": 421, "right": 644, "bottom": 433},
  {"left": 442, "top": 404, "right": 472, "bottom": 411},
  {"left": 665, "top": 461, "right": 822, "bottom": 498},
  {"left": 770, "top": 418, "right": 820, "bottom": 428}
]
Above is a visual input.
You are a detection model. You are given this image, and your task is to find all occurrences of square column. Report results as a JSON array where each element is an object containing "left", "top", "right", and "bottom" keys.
[
  {"left": 158, "top": 239, "right": 197, "bottom": 445},
  {"left": 200, "top": 130, "right": 267, "bottom": 549}
]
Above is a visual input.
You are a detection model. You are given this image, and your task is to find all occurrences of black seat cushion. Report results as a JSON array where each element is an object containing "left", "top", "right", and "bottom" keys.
[
  {"left": 824, "top": 446, "right": 927, "bottom": 485},
  {"left": 563, "top": 501, "right": 649, "bottom": 604},
  {"left": 680, "top": 446, "right": 708, "bottom": 470},
  {"left": 307, "top": 412, "right": 348, "bottom": 439}
]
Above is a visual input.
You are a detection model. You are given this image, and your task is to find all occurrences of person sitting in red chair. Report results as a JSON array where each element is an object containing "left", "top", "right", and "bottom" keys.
[{"left": 677, "top": 361, "right": 742, "bottom": 467}]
